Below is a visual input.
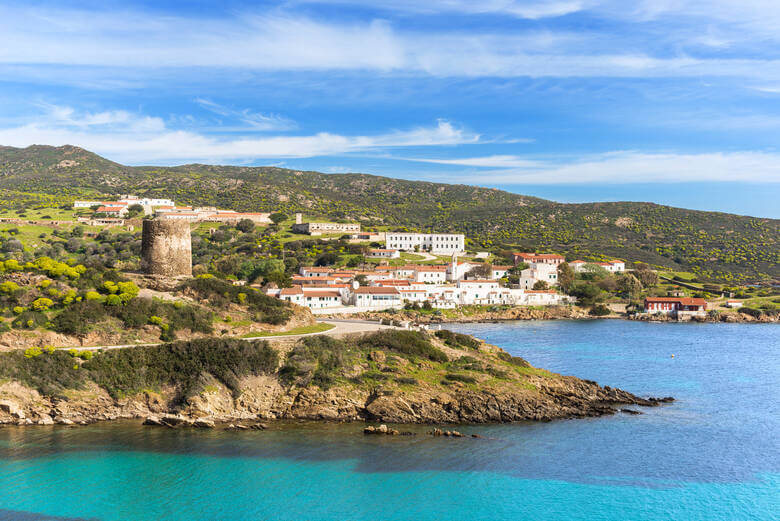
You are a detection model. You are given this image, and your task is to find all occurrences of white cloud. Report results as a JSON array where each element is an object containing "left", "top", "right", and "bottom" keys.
[
  {"left": 0, "top": 106, "right": 479, "bottom": 164},
  {"left": 3, "top": 5, "right": 780, "bottom": 80},
  {"left": 194, "top": 98, "right": 297, "bottom": 131},
  {"left": 294, "top": 0, "right": 588, "bottom": 19},
  {"left": 403, "top": 155, "right": 542, "bottom": 168},
  {"left": 429, "top": 151, "right": 780, "bottom": 184}
]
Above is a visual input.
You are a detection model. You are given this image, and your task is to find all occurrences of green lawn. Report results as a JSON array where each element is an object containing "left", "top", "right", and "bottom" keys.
[{"left": 240, "top": 322, "right": 335, "bottom": 338}]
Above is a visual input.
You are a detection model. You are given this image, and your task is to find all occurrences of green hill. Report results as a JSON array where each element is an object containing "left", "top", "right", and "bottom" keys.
[{"left": 0, "top": 145, "right": 777, "bottom": 283}]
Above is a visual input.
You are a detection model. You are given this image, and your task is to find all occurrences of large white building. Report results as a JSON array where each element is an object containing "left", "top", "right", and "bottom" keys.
[{"left": 386, "top": 233, "right": 465, "bottom": 253}]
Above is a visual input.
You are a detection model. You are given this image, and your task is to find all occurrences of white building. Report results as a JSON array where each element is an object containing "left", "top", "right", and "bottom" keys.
[
  {"left": 490, "top": 265, "right": 512, "bottom": 280},
  {"left": 119, "top": 195, "right": 175, "bottom": 207},
  {"left": 368, "top": 248, "right": 400, "bottom": 259},
  {"left": 413, "top": 266, "right": 448, "bottom": 284},
  {"left": 352, "top": 287, "right": 403, "bottom": 309},
  {"left": 386, "top": 233, "right": 465, "bottom": 253},
  {"left": 518, "top": 262, "right": 558, "bottom": 290},
  {"left": 570, "top": 260, "right": 625, "bottom": 273}
]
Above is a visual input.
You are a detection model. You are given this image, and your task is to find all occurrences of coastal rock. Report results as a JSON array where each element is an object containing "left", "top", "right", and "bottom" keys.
[
  {"left": 0, "top": 400, "right": 25, "bottom": 419},
  {"left": 143, "top": 416, "right": 163, "bottom": 426},
  {"left": 192, "top": 418, "right": 216, "bottom": 428}
]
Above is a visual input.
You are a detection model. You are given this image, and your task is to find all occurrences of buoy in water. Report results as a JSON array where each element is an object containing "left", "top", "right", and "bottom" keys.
[{"left": 671, "top": 354, "right": 675, "bottom": 358}]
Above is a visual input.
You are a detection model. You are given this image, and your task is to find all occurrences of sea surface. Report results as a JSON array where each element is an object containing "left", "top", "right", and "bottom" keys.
[{"left": 0, "top": 320, "right": 778, "bottom": 520}]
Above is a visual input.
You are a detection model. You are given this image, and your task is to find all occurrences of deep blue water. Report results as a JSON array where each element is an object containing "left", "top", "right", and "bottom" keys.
[{"left": 0, "top": 320, "right": 778, "bottom": 520}]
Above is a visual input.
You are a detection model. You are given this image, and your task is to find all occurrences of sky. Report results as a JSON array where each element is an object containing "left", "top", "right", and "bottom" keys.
[{"left": 1, "top": 1, "right": 779, "bottom": 218}]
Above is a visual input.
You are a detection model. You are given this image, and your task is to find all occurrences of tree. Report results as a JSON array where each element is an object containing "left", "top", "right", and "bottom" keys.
[
  {"left": 236, "top": 219, "right": 255, "bottom": 233},
  {"left": 617, "top": 273, "right": 642, "bottom": 299},
  {"left": 557, "top": 262, "right": 575, "bottom": 292},
  {"left": 314, "top": 252, "right": 339, "bottom": 267},
  {"left": 633, "top": 263, "right": 658, "bottom": 287},
  {"left": 269, "top": 212, "right": 288, "bottom": 225},
  {"left": 126, "top": 204, "right": 145, "bottom": 218},
  {"left": 532, "top": 280, "right": 549, "bottom": 290},
  {"left": 466, "top": 263, "right": 492, "bottom": 279}
]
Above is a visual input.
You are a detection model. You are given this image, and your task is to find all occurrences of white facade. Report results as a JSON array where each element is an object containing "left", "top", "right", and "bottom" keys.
[
  {"left": 519, "top": 262, "right": 558, "bottom": 290},
  {"left": 120, "top": 196, "right": 175, "bottom": 207},
  {"left": 413, "top": 267, "right": 448, "bottom": 284},
  {"left": 386, "top": 233, "right": 465, "bottom": 253},
  {"left": 368, "top": 249, "right": 400, "bottom": 259}
]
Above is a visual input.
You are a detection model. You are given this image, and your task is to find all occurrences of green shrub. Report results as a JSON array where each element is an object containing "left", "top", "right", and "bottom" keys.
[
  {"left": 443, "top": 372, "right": 476, "bottom": 384},
  {"left": 357, "top": 330, "right": 448, "bottom": 363},
  {"left": 182, "top": 277, "right": 291, "bottom": 325},
  {"left": 279, "top": 336, "right": 351, "bottom": 389},
  {"left": 12, "top": 310, "right": 48, "bottom": 329},
  {"left": 589, "top": 304, "right": 611, "bottom": 316},
  {"left": 83, "top": 338, "right": 278, "bottom": 401},
  {"left": 496, "top": 351, "right": 532, "bottom": 368},
  {"left": 52, "top": 300, "right": 107, "bottom": 335},
  {"left": 435, "top": 329, "right": 481, "bottom": 350},
  {"left": 739, "top": 307, "right": 763, "bottom": 318},
  {"left": 396, "top": 376, "right": 418, "bottom": 385}
]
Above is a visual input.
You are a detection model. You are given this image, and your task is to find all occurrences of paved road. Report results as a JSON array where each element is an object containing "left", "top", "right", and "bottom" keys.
[{"left": 64, "top": 320, "right": 397, "bottom": 351}]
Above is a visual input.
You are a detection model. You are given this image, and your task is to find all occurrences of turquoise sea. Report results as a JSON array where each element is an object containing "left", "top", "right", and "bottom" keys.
[{"left": 0, "top": 320, "right": 778, "bottom": 520}]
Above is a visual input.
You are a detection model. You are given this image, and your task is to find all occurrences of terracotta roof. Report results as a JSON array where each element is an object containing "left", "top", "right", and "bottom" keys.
[
  {"left": 645, "top": 297, "right": 707, "bottom": 306},
  {"left": 354, "top": 287, "right": 400, "bottom": 295},
  {"left": 96, "top": 206, "right": 122, "bottom": 212},
  {"left": 459, "top": 279, "right": 498, "bottom": 284},
  {"left": 526, "top": 290, "right": 557, "bottom": 294},
  {"left": 415, "top": 266, "right": 447, "bottom": 272},
  {"left": 280, "top": 287, "right": 304, "bottom": 295},
  {"left": 304, "top": 291, "right": 341, "bottom": 298}
]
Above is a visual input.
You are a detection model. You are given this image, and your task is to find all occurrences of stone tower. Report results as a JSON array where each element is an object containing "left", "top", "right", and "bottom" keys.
[{"left": 141, "top": 220, "right": 192, "bottom": 277}]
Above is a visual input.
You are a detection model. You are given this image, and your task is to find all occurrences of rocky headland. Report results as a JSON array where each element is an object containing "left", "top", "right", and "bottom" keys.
[{"left": 0, "top": 329, "right": 671, "bottom": 428}]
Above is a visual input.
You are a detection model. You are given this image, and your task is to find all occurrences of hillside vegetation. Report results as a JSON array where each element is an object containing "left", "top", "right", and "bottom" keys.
[{"left": 0, "top": 145, "right": 777, "bottom": 282}]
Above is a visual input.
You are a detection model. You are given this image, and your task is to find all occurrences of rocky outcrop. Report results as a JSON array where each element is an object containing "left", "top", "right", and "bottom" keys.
[
  {"left": 332, "top": 306, "right": 590, "bottom": 324},
  {"left": 0, "top": 370, "right": 670, "bottom": 427},
  {"left": 0, "top": 332, "right": 673, "bottom": 428}
]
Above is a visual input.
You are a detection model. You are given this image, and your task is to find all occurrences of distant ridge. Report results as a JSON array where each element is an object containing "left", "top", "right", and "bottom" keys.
[{"left": 0, "top": 144, "right": 777, "bottom": 282}]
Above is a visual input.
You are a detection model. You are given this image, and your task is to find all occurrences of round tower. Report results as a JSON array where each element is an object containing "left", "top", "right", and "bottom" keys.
[{"left": 141, "top": 220, "right": 192, "bottom": 277}]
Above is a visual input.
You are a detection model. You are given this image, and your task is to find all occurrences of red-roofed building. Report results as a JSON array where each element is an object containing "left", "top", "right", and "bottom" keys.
[
  {"left": 644, "top": 297, "right": 707, "bottom": 316},
  {"left": 512, "top": 252, "right": 565, "bottom": 266}
]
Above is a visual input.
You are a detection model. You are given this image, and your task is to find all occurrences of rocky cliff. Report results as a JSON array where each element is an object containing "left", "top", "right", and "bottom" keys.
[{"left": 0, "top": 330, "right": 670, "bottom": 427}]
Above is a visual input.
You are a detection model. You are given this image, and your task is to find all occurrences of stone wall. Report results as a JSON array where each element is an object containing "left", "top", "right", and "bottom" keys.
[{"left": 141, "top": 220, "right": 192, "bottom": 277}]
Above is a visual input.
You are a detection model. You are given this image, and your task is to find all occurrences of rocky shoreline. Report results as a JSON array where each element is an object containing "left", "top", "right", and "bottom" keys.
[
  {"left": 0, "top": 330, "right": 673, "bottom": 428},
  {"left": 326, "top": 305, "right": 778, "bottom": 325}
]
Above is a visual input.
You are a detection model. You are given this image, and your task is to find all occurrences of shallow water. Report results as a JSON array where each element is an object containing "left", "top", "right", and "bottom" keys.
[{"left": 0, "top": 320, "right": 777, "bottom": 520}]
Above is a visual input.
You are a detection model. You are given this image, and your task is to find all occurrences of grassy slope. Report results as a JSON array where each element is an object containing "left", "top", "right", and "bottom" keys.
[{"left": 0, "top": 145, "right": 777, "bottom": 282}]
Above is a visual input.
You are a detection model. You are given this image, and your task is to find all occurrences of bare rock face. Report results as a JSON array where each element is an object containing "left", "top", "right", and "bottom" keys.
[{"left": 141, "top": 220, "right": 192, "bottom": 277}]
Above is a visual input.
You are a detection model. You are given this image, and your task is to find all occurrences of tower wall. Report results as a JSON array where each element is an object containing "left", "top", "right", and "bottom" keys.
[{"left": 141, "top": 220, "right": 192, "bottom": 277}]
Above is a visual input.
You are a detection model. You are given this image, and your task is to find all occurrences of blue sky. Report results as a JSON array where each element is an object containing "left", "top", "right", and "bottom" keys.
[{"left": 1, "top": 1, "right": 779, "bottom": 217}]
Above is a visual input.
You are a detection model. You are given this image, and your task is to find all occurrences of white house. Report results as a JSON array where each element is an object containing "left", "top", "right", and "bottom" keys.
[
  {"left": 301, "top": 289, "right": 344, "bottom": 309},
  {"left": 413, "top": 266, "right": 448, "bottom": 283},
  {"left": 518, "top": 262, "right": 558, "bottom": 290},
  {"left": 725, "top": 300, "right": 743, "bottom": 308},
  {"left": 490, "top": 265, "right": 512, "bottom": 280},
  {"left": 119, "top": 195, "right": 175, "bottom": 207},
  {"left": 352, "top": 286, "right": 403, "bottom": 309},
  {"left": 367, "top": 248, "right": 400, "bottom": 259},
  {"left": 386, "top": 233, "right": 465, "bottom": 253}
]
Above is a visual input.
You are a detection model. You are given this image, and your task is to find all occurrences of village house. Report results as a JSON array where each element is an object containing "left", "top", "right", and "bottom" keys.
[
  {"left": 413, "top": 265, "right": 448, "bottom": 283},
  {"left": 352, "top": 286, "right": 403, "bottom": 309},
  {"left": 291, "top": 213, "right": 360, "bottom": 235},
  {"left": 570, "top": 260, "right": 625, "bottom": 273},
  {"left": 725, "top": 300, "right": 743, "bottom": 308},
  {"left": 490, "top": 265, "right": 512, "bottom": 280},
  {"left": 512, "top": 252, "right": 565, "bottom": 266},
  {"left": 644, "top": 297, "right": 707, "bottom": 317},
  {"left": 95, "top": 205, "right": 128, "bottom": 217},
  {"left": 367, "top": 248, "right": 400, "bottom": 259},
  {"left": 518, "top": 262, "right": 558, "bottom": 290}
]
